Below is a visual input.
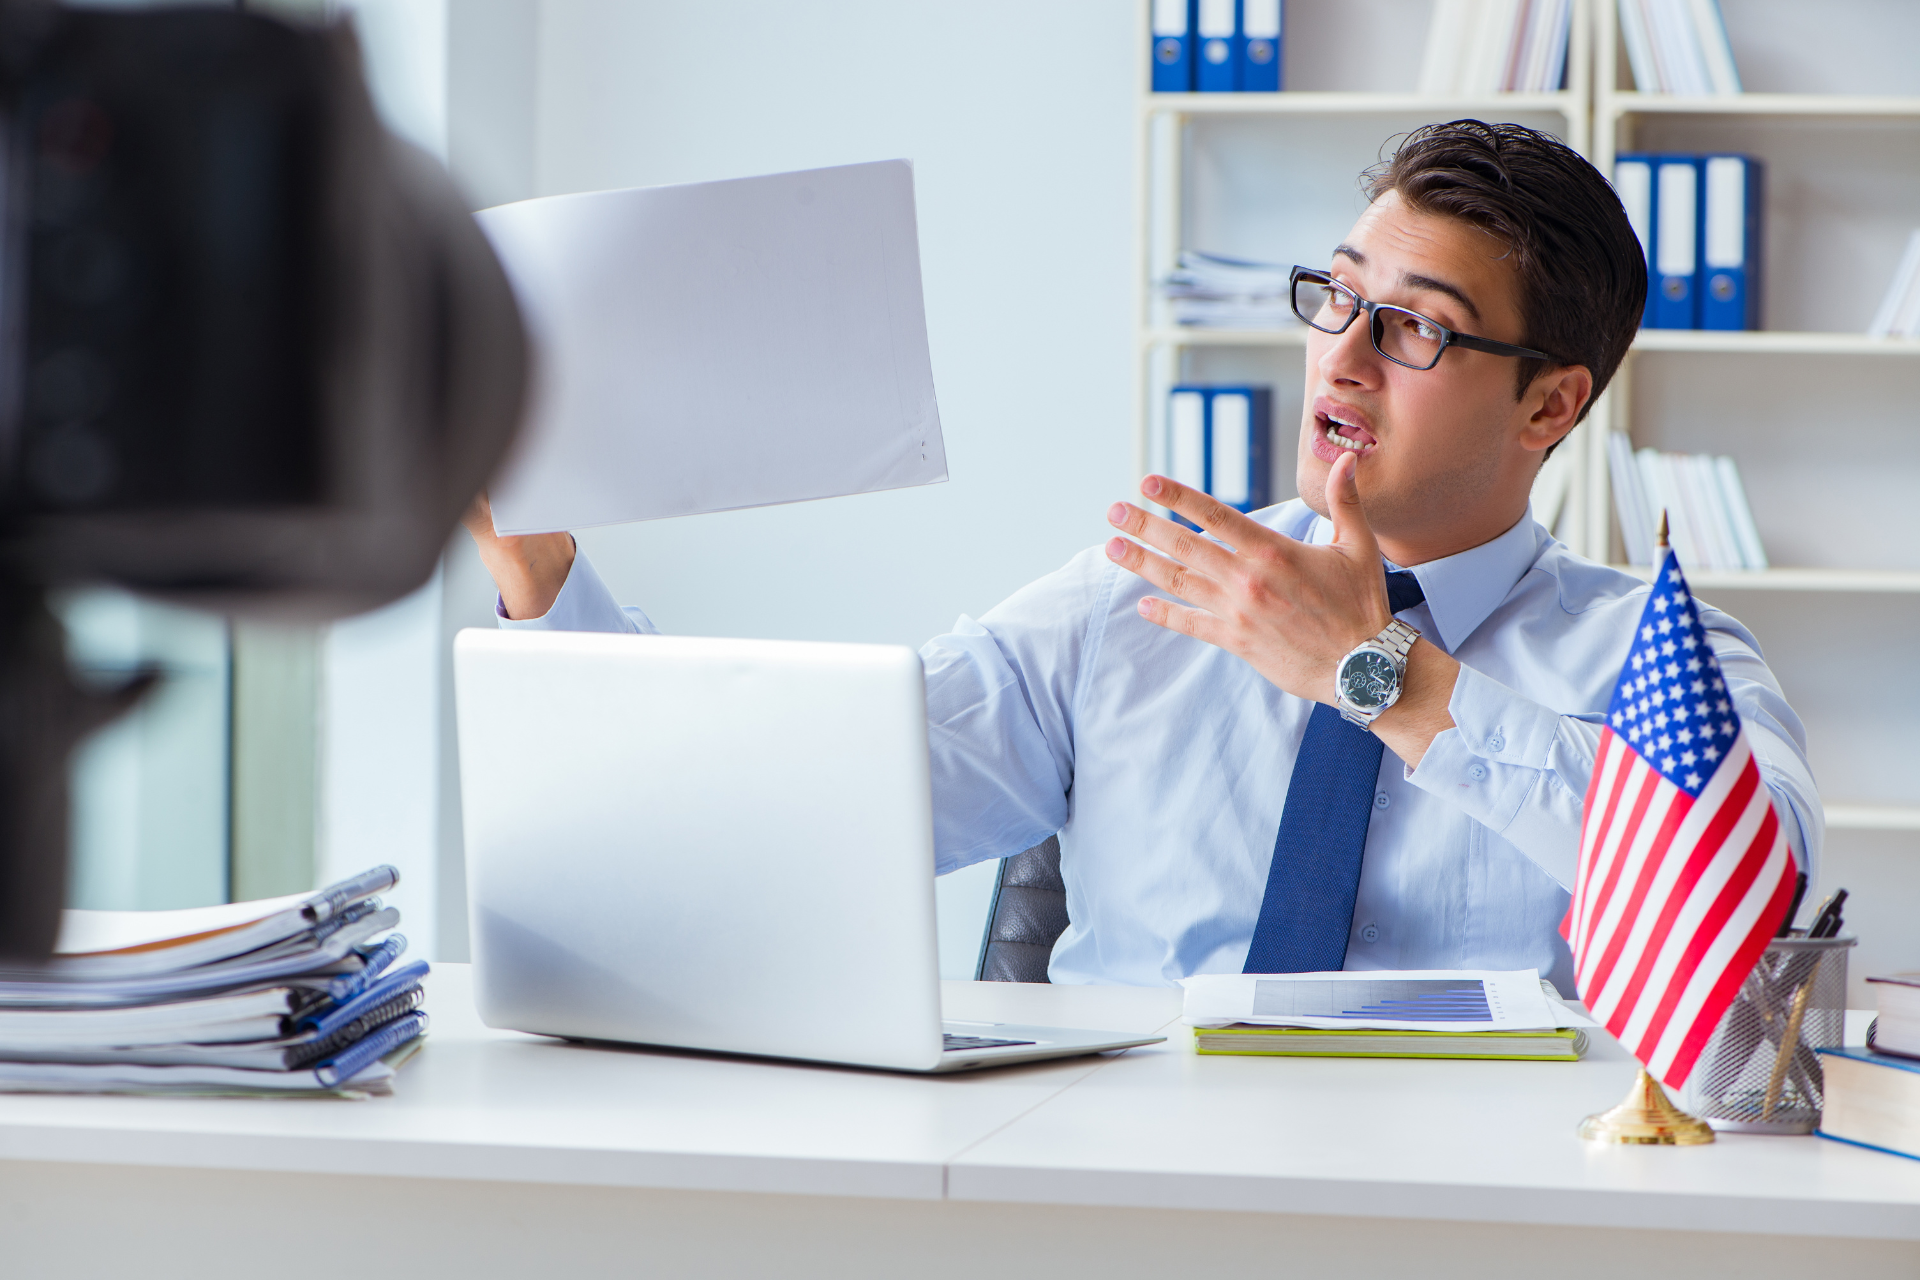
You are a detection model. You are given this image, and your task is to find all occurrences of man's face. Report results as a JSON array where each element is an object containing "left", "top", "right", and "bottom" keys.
[{"left": 1296, "top": 190, "right": 1556, "bottom": 560}]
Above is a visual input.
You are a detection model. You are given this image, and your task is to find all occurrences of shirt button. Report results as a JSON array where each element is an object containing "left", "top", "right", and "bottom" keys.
[
  {"left": 1373, "top": 790, "right": 1391, "bottom": 810},
  {"left": 1487, "top": 732, "right": 1506, "bottom": 753},
  {"left": 1468, "top": 763, "right": 1489, "bottom": 782},
  {"left": 1361, "top": 924, "right": 1380, "bottom": 943}
]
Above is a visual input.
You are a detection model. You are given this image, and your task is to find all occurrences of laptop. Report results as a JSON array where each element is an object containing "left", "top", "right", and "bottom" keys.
[{"left": 452, "top": 628, "right": 1164, "bottom": 1072}]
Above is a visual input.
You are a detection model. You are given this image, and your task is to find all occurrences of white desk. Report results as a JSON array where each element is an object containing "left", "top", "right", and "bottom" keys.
[{"left": 2, "top": 965, "right": 1916, "bottom": 1280}]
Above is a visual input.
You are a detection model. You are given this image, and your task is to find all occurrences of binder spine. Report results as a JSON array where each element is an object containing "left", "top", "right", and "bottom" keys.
[
  {"left": 1238, "top": 0, "right": 1281, "bottom": 92},
  {"left": 1150, "top": 0, "right": 1195, "bottom": 93},
  {"left": 1701, "top": 155, "right": 1762, "bottom": 331},
  {"left": 1195, "top": 0, "right": 1239, "bottom": 92},
  {"left": 1654, "top": 158, "right": 1701, "bottom": 329}
]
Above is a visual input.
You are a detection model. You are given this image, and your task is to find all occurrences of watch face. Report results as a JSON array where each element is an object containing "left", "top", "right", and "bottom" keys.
[{"left": 1339, "top": 649, "right": 1398, "bottom": 710}]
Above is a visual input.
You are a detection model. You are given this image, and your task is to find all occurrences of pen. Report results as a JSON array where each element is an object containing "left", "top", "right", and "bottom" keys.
[
  {"left": 1776, "top": 871, "right": 1808, "bottom": 937},
  {"left": 1807, "top": 888, "right": 1848, "bottom": 940}
]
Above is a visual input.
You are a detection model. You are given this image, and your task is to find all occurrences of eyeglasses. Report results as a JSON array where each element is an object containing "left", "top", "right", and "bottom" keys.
[{"left": 1289, "top": 266, "right": 1558, "bottom": 371}]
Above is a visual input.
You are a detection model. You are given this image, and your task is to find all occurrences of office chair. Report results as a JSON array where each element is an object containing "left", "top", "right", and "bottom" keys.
[{"left": 973, "top": 835, "right": 1067, "bottom": 983}]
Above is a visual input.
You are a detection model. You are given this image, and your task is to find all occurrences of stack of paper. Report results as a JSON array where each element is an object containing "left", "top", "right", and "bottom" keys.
[
  {"left": 1868, "top": 230, "right": 1920, "bottom": 338},
  {"left": 1617, "top": 0, "right": 1742, "bottom": 96},
  {"left": 1418, "top": 0, "right": 1573, "bottom": 95},
  {"left": 0, "top": 867, "right": 426, "bottom": 1096},
  {"left": 1160, "top": 251, "right": 1298, "bottom": 329},
  {"left": 1181, "top": 969, "right": 1593, "bottom": 1060},
  {"left": 1608, "top": 431, "right": 1767, "bottom": 571}
]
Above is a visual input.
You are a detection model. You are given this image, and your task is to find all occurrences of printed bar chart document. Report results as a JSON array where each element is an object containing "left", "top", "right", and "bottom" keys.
[
  {"left": 1181, "top": 969, "right": 1591, "bottom": 1032},
  {"left": 476, "top": 160, "right": 947, "bottom": 535}
]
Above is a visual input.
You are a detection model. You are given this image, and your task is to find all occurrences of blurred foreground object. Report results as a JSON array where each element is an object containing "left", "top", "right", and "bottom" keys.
[{"left": 0, "top": 1, "right": 529, "bottom": 958}]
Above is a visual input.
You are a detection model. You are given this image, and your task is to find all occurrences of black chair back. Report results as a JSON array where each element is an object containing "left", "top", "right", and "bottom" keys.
[{"left": 974, "top": 835, "right": 1068, "bottom": 983}]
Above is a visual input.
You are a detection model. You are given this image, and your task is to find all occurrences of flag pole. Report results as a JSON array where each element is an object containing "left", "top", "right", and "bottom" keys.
[{"left": 1576, "top": 508, "right": 1714, "bottom": 1145}]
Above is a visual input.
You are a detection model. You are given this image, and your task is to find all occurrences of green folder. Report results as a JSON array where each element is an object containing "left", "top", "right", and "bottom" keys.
[{"left": 1193, "top": 1025, "right": 1589, "bottom": 1061}]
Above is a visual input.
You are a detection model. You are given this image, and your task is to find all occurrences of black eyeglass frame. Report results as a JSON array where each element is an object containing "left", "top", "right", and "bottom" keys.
[{"left": 1289, "top": 266, "right": 1560, "bottom": 371}]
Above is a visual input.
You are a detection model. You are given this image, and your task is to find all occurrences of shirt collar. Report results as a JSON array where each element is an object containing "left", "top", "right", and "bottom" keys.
[{"left": 1306, "top": 507, "right": 1546, "bottom": 653}]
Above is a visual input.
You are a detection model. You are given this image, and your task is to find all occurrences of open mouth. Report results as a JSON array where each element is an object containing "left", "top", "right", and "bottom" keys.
[{"left": 1314, "top": 400, "right": 1378, "bottom": 456}]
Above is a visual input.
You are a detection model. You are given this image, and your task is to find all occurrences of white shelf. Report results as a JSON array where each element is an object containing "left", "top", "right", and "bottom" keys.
[
  {"left": 1630, "top": 330, "right": 1920, "bottom": 356},
  {"left": 1825, "top": 802, "right": 1920, "bottom": 832},
  {"left": 1143, "top": 91, "right": 1581, "bottom": 118},
  {"left": 1611, "top": 565, "right": 1920, "bottom": 593},
  {"left": 1601, "top": 91, "right": 1920, "bottom": 118},
  {"left": 1142, "top": 326, "right": 1306, "bottom": 347}
]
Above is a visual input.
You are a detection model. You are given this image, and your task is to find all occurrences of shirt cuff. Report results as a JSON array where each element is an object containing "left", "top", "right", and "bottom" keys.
[
  {"left": 495, "top": 548, "right": 652, "bottom": 634},
  {"left": 1407, "top": 663, "right": 1570, "bottom": 839}
]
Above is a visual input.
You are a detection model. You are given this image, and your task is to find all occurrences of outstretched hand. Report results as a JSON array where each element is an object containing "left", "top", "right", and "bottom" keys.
[{"left": 1104, "top": 453, "right": 1458, "bottom": 763}]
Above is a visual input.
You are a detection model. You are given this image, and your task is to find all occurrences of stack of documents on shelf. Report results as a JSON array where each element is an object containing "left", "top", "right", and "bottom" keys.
[
  {"left": 1868, "top": 230, "right": 1920, "bottom": 338},
  {"left": 1608, "top": 431, "right": 1767, "bottom": 571},
  {"left": 1160, "top": 251, "right": 1297, "bottom": 328},
  {"left": 0, "top": 867, "right": 427, "bottom": 1097},
  {"left": 1181, "top": 969, "right": 1592, "bottom": 1060},
  {"left": 1418, "top": 0, "right": 1572, "bottom": 95},
  {"left": 1617, "top": 0, "right": 1741, "bottom": 95}
]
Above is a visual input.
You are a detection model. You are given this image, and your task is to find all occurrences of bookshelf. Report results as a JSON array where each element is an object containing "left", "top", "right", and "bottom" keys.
[{"left": 1133, "top": 0, "right": 1920, "bottom": 1000}]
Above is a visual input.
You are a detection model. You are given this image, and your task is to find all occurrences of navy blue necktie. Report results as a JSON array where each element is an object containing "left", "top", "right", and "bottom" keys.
[{"left": 1243, "top": 570, "right": 1426, "bottom": 974}]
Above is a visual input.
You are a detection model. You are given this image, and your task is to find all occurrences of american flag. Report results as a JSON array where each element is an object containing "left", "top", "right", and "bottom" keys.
[{"left": 1564, "top": 549, "right": 1798, "bottom": 1088}]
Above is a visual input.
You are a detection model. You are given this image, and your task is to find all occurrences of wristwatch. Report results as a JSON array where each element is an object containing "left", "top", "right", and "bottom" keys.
[{"left": 1333, "top": 620, "right": 1421, "bottom": 730}]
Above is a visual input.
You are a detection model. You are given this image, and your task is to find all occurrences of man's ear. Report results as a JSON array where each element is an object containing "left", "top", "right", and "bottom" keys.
[{"left": 1521, "top": 364, "right": 1592, "bottom": 455}]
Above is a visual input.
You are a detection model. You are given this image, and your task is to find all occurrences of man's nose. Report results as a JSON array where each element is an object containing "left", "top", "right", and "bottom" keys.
[{"left": 1318, "top": 312, "right": 1383, "bottom": 387}]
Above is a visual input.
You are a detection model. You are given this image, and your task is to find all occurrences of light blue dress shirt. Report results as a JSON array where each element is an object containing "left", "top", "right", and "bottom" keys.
[{"left": 499, "top": 501, "right": 1819, "bottom": 992}]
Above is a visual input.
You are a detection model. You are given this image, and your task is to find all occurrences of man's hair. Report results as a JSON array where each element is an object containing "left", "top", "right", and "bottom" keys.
[{"left": 1362, "top": 119, "right": 1646, "bottom": 426}]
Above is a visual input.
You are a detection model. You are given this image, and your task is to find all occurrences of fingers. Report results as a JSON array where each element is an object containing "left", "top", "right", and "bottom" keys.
[
  {"left": 1140, "top": 474, "right": 1282, "bottom": 558},
  {"left": 1134, "top": 593, "right": 1228, "bottom": 647},
  {"left": 1105, "top": 532, "right": 1226, "bottom": 612}
]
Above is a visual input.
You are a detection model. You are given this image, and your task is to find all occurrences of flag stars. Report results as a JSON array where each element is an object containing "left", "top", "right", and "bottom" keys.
[
  {"left": 1681, "top": 749, "right": 1697, "bottom": 766},
  {"left": 1680, "top": 633, "right": 1697, "bottom": 651},
  {"left": 1690, "top": 679, "right": 1706, "bottom": 696},
  {"left": 1685, "top": 771, "right": 1702, "bottom": 789},
  {"left": 1653, "top": 595, "right": 1670, "bottom": 613},
  {"left": 1641, "top": 625, "right": 1655, "bottom": 643},
  {"left": 1665, "top": 662, "right": 1681, "bottom": 679},
  {"left": 1657, "top": 617, "right": 1674, "bottom": 635},
  {"left": 1703, "top": 744, "right": 1720, "bottom": 762},
  {"left": 1676, "top": 728, "right": 1694, "bottom": 745},
  {"left": 1715, "top": 698, "right": 1731, "bottom": 714},
  {"left": 1657, "top": 733, "right": 1673, "bottom": 752}
]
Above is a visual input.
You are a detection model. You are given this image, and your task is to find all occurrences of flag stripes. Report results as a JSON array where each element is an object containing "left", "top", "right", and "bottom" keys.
[{"left": 1564, "top": 550, "right": 1797, "bottom": 1089}]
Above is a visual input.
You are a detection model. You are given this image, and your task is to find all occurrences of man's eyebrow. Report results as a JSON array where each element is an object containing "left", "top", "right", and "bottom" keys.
[
  {"left": 1332, "top": 244, "right": 1483, "bottom": 324},
  {"left": 1401, "top": 272, "right": 1481, "bottom": 323}
]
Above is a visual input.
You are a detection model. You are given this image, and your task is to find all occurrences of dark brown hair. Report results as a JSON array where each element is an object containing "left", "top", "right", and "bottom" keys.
[{"left": 1363, "top": 119, "right": 1646, "bottom": 425}]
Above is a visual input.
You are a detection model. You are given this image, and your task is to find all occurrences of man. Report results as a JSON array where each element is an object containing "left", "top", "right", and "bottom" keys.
[{"left": 465, "top": 120, "right": 1818, "bottom": 993}]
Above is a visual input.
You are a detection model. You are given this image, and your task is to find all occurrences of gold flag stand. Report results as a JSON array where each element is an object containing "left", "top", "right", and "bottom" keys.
[{"left": 1577, "top": 1068, "right": 1715, "bottom": 1145}]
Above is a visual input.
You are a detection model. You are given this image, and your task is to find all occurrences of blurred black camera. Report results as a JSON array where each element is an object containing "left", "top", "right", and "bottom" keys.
[{"left": 0, "top": 2, "right": 529, "bottom": 956}]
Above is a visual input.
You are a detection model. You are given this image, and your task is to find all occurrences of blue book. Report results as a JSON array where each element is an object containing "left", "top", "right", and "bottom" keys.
[
  {"left": 1613, "top": 155, "right": 1657, "bottom": 329},
  {"left": 1238, "top": 0, "right": 1280, "bottom": 92},
  {"left": 1653, "top": 157, "right": 1702, "bottom": 329},
  {"left": 1815, "top": 1046, "right": 1920, "bottom": 1162},
  {"left": 1700, "top": 154, "right": 1763, "bottom": 331},
  {"left": 1149, "top": 0, "right": 1195, "bottom": 93},
  {"left": 1195, "top": 0, "right": 1238, "bottom": 92}
]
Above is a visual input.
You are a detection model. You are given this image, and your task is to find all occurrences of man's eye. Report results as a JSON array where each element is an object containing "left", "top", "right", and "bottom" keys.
[{"left": 1323, "top": 288, "right": 1353, "bottom": 311}]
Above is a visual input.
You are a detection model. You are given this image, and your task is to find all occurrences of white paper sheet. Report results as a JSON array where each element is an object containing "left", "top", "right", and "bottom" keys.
[
  {"left": 1181, "top": 969, "right": 1592, "bottom": 1032},
  {"left": 476, "top": 160, "right": 948, "bottom": 535}
]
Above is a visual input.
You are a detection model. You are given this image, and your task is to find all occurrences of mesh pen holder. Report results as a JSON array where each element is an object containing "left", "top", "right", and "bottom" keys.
[{"left": 1683, "top": 934, "right": 1855, "bottom": 1134}]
